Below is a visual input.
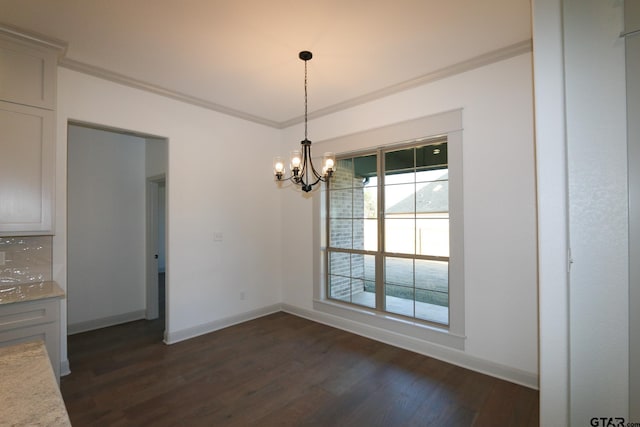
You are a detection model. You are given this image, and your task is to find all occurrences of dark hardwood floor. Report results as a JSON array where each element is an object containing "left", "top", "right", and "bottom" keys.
[{"left": 61, "top": 309, "right": 538, "bottom": 426}]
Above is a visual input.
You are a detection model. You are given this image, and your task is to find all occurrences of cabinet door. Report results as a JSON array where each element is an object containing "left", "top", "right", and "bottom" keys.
[
  {"left": 0, "top": 298, "right": 61, "bottom": 381},
  {"left": 0, "top": 101, "right": 54, "bottom": 235},
  {"left": 0, "top": 36, "right": 57, "bottom": 109}
]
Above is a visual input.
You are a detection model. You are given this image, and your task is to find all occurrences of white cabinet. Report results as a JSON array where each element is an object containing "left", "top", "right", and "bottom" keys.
[
  {"left": 0, "top": 30, "right": 61, "bottom": 236},
  {"left": 0, "top": 101, "right": 55, "bottom": 234},
  {"left": 0, "top": 35, "right": 58, "bottom": 109},
  {"left": 0, "top": 295, "right": 62, "bottom": 382}
]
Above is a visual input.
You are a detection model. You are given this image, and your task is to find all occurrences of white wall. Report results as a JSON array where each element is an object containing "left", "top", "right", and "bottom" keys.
[
  {"left": 67, "top": 125, "right": 147, "bottom": 328},
  {"left": 564, "top": 0, "right": 629, "bottom": 424},
  {"left": 279, "top": 53, "right": 539, "bottom": 383},
  {"left": 531, "top": 0, "right": 570, "bottom": 424},
  {"left": 146, "top": 137, "right": 168, "bottom": 178},
  {"left": 532, "top": 1, "right": 632, "bottom": 424},
  {"left": 55, "top": 68, "right": 283, "bottom": 366}
]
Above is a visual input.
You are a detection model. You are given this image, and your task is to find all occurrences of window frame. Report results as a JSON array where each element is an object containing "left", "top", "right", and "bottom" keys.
[
  {"left": 312, "top": 110, "right": 465, "bottom": 350},
  {"left": 326, "top": 138, "right": 450, "bottom": 323}
]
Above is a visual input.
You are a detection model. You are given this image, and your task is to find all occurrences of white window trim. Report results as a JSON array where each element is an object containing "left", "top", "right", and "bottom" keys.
[{"left": 312, "top": 109, "right": 465, "bottom": 350}]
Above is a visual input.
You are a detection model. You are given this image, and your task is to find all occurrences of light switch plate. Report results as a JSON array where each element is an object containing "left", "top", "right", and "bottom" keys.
[{"left": 213, "top": 232, "right": 223, "bottom": 242}]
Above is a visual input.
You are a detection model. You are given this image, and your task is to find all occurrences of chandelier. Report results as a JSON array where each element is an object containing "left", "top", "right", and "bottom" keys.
[{"left": 273, "top": 51, "right": 335, "bottom": 192}]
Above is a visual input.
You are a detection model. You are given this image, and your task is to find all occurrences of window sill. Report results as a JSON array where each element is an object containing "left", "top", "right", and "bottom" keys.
[{"left": 313, "top": 298, "right": 466, "bottom": 350}]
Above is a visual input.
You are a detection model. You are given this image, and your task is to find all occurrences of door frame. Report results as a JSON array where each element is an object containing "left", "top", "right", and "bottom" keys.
[{"left": 146, "top": 174, "right": 166, "bottom": 323}]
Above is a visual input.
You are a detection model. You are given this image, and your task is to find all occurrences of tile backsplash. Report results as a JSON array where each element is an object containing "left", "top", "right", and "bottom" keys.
[{"left": 0, "top": 236, "right": 52, "bottom": 284}]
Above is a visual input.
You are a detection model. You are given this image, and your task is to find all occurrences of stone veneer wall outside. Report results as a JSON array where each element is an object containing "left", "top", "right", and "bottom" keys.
[
  {"left": 328, "top": 159, "right": 366, "bottom": 300},
  {"left": 0, "top": 236, "right": 53, "bottom": 284}
]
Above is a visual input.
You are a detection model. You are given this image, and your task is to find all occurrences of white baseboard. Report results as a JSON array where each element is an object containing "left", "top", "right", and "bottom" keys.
[
  {"left": 281, "top": 303, "right": 538, "bottom": 390},
  {"left": 164, "top": 304, "right": 281, "bottom": 344},
  {"left": 60, "top": 358, "right": 71, "bottom": 376},
  {"left": 67, "top": 310, "right": 146, "bottom": 335}
]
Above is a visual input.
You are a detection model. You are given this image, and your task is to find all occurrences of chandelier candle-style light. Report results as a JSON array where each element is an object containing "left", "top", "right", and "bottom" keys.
[{"left": 273, "top": 51, "right": 335, "bottom": 192}]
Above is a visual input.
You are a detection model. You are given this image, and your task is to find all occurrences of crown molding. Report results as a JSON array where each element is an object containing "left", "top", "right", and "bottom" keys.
[
  {"left": 0, "top": 22, "right": 67, "bottom": 55},
  {"left": 59, "top": 57, "right": 281, "bottom": 128},
  {"left": 59, "top": 39, "right": 532, "bottom": 129},
  {"left": 280, "top": 39, "right": 533, "bottom": 128}
]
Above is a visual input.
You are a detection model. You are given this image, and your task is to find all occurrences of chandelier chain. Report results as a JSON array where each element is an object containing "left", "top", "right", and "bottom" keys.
[{"left": 304, "top": 58, "right": 308, "bottom": 141}]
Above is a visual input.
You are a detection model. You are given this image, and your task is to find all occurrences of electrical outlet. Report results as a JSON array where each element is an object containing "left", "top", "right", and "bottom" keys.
[
  {"left": 240, "top": 291, "right": 246, "bottom": 300},
  {"left": 0, "top": 251, "right": 5, "bottom": 266}
]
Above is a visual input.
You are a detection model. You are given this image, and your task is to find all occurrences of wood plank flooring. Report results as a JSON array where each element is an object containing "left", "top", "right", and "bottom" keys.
[{"left": 61, "top": 312, "right": 539, "bottom": 426}]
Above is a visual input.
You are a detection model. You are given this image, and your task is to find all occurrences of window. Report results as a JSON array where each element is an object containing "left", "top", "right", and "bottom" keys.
[
  {"left": 313, "top": 110, "right": 464, "bottom": 349},
  {"left": 326, "top": 138, "right": 450, "bottom": 326}
]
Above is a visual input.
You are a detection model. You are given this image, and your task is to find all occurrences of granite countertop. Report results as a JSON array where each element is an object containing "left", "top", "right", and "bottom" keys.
[
  {"left": 0, "top": 341, "right": 71, "bottom": 426},
  {"left": 0, "top": 281, "right": 65, "bottom": 305}
]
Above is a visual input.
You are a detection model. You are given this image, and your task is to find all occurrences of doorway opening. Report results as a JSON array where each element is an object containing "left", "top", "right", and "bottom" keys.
[{"left": 66, "top": 121, "right": 168, "bottom": 338}]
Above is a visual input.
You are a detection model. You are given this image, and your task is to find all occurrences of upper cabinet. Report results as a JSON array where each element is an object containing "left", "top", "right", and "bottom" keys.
[
  {"left": 0, "top": 28, "right": 65, "bottom": 236},
  {"left": 0, "top": 36, "right": 58, "bottom": 109},
  {"left": 0, "top": 101, "right": 55, "bottom": 234}
]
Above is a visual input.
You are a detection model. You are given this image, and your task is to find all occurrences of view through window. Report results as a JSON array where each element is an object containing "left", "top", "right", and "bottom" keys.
[{"left": 326, "top": 139, "right": 449, "bottom": 325}]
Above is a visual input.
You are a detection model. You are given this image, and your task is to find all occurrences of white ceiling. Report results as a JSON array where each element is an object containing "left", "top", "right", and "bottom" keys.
[{"left": 0, "top": 0, "right": 531, "bottom": 127}]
